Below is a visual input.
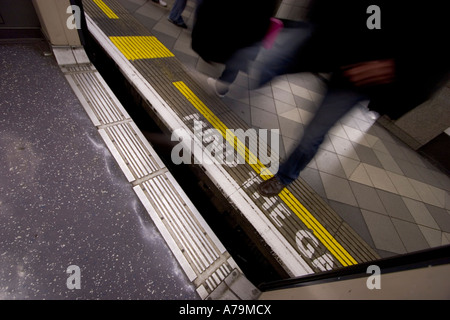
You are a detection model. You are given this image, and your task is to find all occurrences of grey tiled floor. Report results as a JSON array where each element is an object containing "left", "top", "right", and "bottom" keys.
[{"left": 115, "top": 0, "right": 450, "bottom": 258}]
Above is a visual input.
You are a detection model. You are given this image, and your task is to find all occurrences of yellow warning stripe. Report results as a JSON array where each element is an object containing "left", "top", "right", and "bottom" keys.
[
  {"left": 173, "top": 81, "right": 267, "bottom": 176},
  {"left": 110, "top": 36, "right": 174, "bottom": 60},
  {"left": 93, "top": 0, "right": 119, "bottom": 19},
  {"left": 173, "top": 81, "right": 357, "bottom": 267},
  {"left": 279, "top": 190, "right": 357, "bottom": 266}
]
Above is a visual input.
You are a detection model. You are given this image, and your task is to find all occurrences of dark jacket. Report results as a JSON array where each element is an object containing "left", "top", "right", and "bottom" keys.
[
  {"left": 300, "top": 0, "right": 450, "bottom": 119},
  {"left": 192, "top": 0, "right": 278, "bottom": 64}
]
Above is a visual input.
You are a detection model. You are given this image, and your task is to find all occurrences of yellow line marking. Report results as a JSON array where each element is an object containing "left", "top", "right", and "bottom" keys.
[
  {"left": 173, "top": 80, "right": 357, "bottom": 267},
  {"left": 93, "top": 0, "right": 119, "bottom": 19},
  {"left": 109, "top": 36, "right": 174, "bottom": 60}
]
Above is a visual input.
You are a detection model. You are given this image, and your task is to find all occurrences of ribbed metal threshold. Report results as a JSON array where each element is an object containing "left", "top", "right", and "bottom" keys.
[{"left": 53, "top": 46, "right": 257, "bottom": 299}]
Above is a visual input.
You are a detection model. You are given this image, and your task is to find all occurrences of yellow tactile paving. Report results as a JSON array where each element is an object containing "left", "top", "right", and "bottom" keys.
[
  {"left": 93, "top": 0, "right": 119, "bottom": 19},
  {"left": 109, "top": 36, "right": 175, "bottom": 60}
]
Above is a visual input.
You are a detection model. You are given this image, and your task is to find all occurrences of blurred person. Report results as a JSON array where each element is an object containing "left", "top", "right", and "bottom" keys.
[
  {"left": 191, "top": 0, "right": 279, "bottom": 97},
  {"left": 256, "top": 0, "right": 450, "bottom": 196},
  {"left": 168, "top": 0, "right": 188, "bottom": 29},
  {"left": 151, "top": 0, "right": 167, "bottom": 7}
]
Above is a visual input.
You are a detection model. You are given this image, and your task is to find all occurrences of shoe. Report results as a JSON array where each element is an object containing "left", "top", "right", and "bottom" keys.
[
  {"left": 152, "top": 0, "right": 167, "bottom": 7},
  {"left": 207, "top": 77, "right": 228, "bottom": 98},
  {"left": 168, "top": 18, "right": 188, "bottom": 29},
  {"left": 257, "top": 176, "right": 286, "bottom": 197}
]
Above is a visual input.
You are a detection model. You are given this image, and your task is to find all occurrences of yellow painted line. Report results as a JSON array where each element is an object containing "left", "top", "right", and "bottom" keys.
[
  {"left": 173, "top": 81, "right": 267, "bottom": 176},
  {"left": 109, "top": 36, "right": 174, "bottom": 60},
  {"left": 173, "top": 80, "right": 357, "bottom": 267},
  {"left": 93, "top": 0, "right": 119, "bottom": 19},
  {"left": 279, "top": 190, "right": 357, "bottom": 266}
]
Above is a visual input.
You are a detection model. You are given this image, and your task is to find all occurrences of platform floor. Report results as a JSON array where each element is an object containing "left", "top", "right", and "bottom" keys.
[
  {"left": 0, "top": 41, "right": 200, "bottom": 299},
  {"left": 115, "top": 0, "right": 450, "bottom": 258}
]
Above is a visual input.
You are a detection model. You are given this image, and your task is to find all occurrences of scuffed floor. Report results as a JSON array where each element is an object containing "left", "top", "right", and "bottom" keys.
[{"left": 0, "top": 41, "right": 199, "bottom": 300}]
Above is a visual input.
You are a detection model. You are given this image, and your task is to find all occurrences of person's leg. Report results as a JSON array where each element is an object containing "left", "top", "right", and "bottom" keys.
[
  {"left": 250, "top": 22, "right": 313, "bottom": 89},
  {"left": 209, "top": 45, "right": 261, "bottom": 96},
  {"left": 258, "top": 85, "right": 367, "bottom": 196},
  {"left": 168, "top": 0, "right": 188, "bottom": 27}
]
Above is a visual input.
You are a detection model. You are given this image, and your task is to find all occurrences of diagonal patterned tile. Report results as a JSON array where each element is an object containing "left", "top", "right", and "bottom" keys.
[
  {"left": 281, "top": 135, "right": 298, "bottom": 158},
  {"left": 253, "top": 84, "right": 273, "bottom": 98},
  {"left": 298, "top": 109, "right": 314, "bottom": 126},
  {"left": 249, "top": 92, "right": 277, "bottom": 114},
  {"left": 350, "top": 181, "right": 387, "bottom": 214},
  {"left": 319, "top": 171, "right": 358, "bottom": 206},
  {"left": 445, "top": 193, "right": 450, "bottom": 210},
  {"left": 251, "top": 107, "right": 279, "bottom": 129},
  {"left": 400, "top": 145, "right": 427, "bottom": 167},
  {"left": 373, "top": 149, "right": 404, "bottom": 175},
  {"left": 349, "top": 163, "right": 373, "bottom": 187},
  {"left": 320, "top": 134, "right": 336, "bottom": 153},
  {"left": 361, "top": 209, "right": 406, "bottom": 254},
  {"left": 408, "top": 178, "right": 444, "bottom": 208},
  {"left": 376, "top": 189, "right": 415, "bottom": 222},
  {"left": 328, "top": 200, "right": 376, "bottom": 248},
  {"left": 427, "top": 185, "right": 447, "bottom": 209},
  {"left": 402, "top": 197, "right": 439, "bottom": 229},
  {"left": 329, "top": 134, "right": 359, "bottom": 160},
  {"left": 392, "top": 219, "right": 430, "bottom": 252},
  {"left": 271, "top": 79, "right": 292, "bottom": 92},
  {"left": 383, "top": 140, "right": 410, "bottom": 161},
  {"left": 386, "top": 171, "right": 421, "bottom": 201},
  {"left": 352, "top": 143, "right": 383, "bottom": 168},
  {"left": 273, "top": 86, "right": 296, "bottom": 106},
  {"left": 329, "top": 124, "right": 348, "bottom": 140},
  {"left": 342, "top": 125, "right": 371, "bottom": 147},
  {"left": 418, "top": 225, "right": 443, "bottom": 247},
  {"left": 286, "top": 73, "right": 307, "bottom": 88},
  {"left": 294, "top": 94, "right": 316, "bottom": 113},
  {"left": 315, "top": 149, "right": 346, "bottom": 178},
  {"left": 426, "top": 204, "right": 450, "bottom": 233},
  {"left": 354, "top": 117, "right": 375, "bottom": 132},
  {"left": 363, "top": 133, "right": 380, "bottom": 148},
  {"left": 308, "top": 90, "right": 324, "bottom": 106},
  {"left": 289, "top": 82, "right": 314, "bottom": 102},
  {"left": 223, "top": 98, "right": 252, "bottom": 127},
  {"left": 279, "top": 108, "right": 302, "bottom": 123},
  {"left": 338, "top": 154, "right": 360, "bottom": 179},
  {"left": 371, "top": 139, "right": 390, "bottom": 154},
  {"left": 299, "top": 167, "right": 328, "bottom": 200},
  {"left": 277, "top": 116, "right": 304, "bottom": 141},
  {"left": 275, "top": 99, "right": 296, "bottom": 115},
  {"left": 362, "top": 164, "right": 398, "bottom": 193},
  {"left": 442, "top": 232, "right": 450, "bottom": 245},
  {"left": 430, "top": 170, "right": 450, "bottom": 192},
  {"left": 339, "top": 113, "right": 361, "bottom": 130}
]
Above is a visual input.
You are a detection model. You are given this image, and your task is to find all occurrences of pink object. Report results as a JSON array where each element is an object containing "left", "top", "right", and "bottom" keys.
[{"left": 263, "top": 18, "right": 284, "bottom": 49}]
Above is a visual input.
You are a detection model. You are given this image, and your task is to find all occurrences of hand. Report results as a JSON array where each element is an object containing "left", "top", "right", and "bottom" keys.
[{"left": 341, "top": 59, "right": 396, "bottom": 87}]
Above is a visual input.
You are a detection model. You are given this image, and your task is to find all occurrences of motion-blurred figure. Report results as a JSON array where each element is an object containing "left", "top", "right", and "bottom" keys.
[
  {"left": 151, "top": 0, "right": 167, "bottom": 8},
  {"left": 168, "top": 0, "right": 188, "bottom": 29},
  {"left": 191, "top": 0, "right": 279, "bottom": 97},
  {"left": 256, "top": 0, "right": 449, "bottom": 196}
]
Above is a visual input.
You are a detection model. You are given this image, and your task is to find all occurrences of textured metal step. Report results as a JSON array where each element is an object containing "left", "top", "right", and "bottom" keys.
[{"left": 54, "top": 46, "right": 251, "bottom": 299}]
